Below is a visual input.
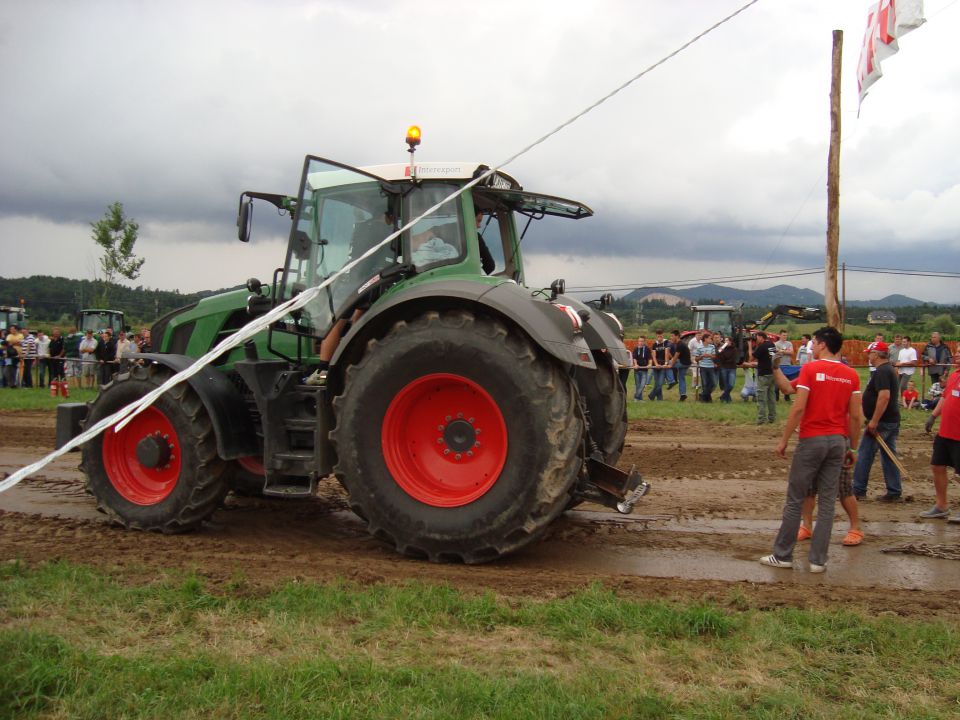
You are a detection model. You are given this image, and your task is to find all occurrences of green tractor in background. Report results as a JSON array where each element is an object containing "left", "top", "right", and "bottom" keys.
[
  {"left": 65, "top": 130, "right": 646, "bottom": 563},
  {"left": 77, "top": 309, "right": 125, "bottom": 335}
]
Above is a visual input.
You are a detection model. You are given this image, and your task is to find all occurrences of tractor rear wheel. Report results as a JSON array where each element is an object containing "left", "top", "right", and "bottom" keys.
[
  {"left": 81, "top": 364, "right": 228, "bottom": 533},
  {"left": 577, "top": 351, "right": 627, "bottom": 464},
  {"left": 331, "top": 309, "right": 583, "bottom": 563}
]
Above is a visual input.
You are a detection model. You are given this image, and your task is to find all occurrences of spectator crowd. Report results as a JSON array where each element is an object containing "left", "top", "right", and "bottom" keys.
[{"left": 2, "top": 324, "right": 152, "bottom": 389}]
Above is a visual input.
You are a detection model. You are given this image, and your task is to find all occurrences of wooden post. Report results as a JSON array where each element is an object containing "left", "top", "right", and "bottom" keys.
[{"left": 825, "top": 30, "right": 843, "bottom": 329}]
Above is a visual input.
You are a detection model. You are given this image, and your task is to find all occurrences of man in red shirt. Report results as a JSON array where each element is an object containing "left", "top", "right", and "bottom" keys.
[
  {"left": 919, "top": 346, "right": 960, "bottom": 522},
  {"left": 760, "top": 327, "right": 862, "bottom": 573}
]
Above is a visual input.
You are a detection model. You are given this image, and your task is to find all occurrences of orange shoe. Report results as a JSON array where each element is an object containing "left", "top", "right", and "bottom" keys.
[
  {"left": 797, "top": 525, "right": 813, "bottom": 541},
  {"left": 842, "top": 529, "right": 864, "bottom": 546}
]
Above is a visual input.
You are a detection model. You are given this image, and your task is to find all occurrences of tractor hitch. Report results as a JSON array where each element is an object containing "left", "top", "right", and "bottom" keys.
[{"left": 577, "top": 458, "right": 650, "bottom": 514}]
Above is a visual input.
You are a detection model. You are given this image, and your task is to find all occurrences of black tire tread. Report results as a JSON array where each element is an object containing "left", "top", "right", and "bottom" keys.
[
  {"left": 331, "top": 309, "right": 583, "bottom": 563},
  {"left": 80, "top": 364, "right": 227, "bottom": 534}
]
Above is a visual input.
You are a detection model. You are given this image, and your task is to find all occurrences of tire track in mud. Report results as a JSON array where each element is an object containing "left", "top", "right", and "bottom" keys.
[{"left": 2, "top": 411, "right": 959, "bottom": 617}]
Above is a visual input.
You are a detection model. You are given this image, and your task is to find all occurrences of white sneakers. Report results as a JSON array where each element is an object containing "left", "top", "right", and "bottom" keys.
[{"left": 759, "top": 555, "right": 826, "bottom": 573}]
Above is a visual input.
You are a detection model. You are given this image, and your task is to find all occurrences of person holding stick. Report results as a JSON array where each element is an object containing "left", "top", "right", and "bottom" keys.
[{"left": 851, "top": 342, "right": 903, "bottom": 502}]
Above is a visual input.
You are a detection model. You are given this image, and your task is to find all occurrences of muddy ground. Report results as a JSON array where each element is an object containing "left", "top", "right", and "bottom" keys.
[{"left": 2, "top": 409, "right": 959, "bottom": 618}]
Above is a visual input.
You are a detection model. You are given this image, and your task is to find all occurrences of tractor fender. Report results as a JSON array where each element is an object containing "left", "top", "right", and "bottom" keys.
[
  {"left": 133, "top": 353, "right": 258, "bottom": 460},
  {"left": 331, "top": 279, "right": 596, "bottom": 371},
  {"left": 557, "top": 294, "right": 631, "bottom": 369}
]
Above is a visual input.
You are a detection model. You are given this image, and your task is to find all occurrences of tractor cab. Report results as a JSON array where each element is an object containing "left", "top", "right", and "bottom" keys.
[
  {"left": 0, "top": 305, "right": 27, "bottom": 333},
  {"left": 688, "top": 304, "right": 739, "bottom": 339},
  {"left": 77, "top": 309, "right": 125, "bottom": 335},
  {"left": 240, "top": 154, "right": 594, "bottom": 350}
]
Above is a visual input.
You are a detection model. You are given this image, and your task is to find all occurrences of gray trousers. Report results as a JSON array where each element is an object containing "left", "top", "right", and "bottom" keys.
[
  {"left": 772, "top": 434, "right": 846, "bottom": 567},
  {"left": 756, "top": 374, "right": 776, "bottom": 423}
]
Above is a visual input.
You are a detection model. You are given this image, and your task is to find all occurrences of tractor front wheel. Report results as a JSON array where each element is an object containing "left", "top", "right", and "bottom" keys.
[
  {"left": 331, "top": 309, "right": 583, "bottom": 563},
  {"left": 81, "top": 364, "right": 228, "bottom": 533}
]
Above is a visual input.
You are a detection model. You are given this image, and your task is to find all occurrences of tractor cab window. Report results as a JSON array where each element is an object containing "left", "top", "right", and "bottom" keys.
[
  {"left": 693, "top": 310, "right": 733, "bottom": 338},
  {"left": 280, "top": 157, "right": 398, "bottom": 336},
  {"left": 407, "top": 183, "right": 464, "bottom": 271},
  {"left": 477, "top": 212, "right": 505, "bottom": 274}
]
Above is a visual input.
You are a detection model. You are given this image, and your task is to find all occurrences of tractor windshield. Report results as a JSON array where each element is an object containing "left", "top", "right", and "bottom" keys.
[
  {"left": 78, "top": 310, "right": 124, "bottom": 334},
  {"left": 692, "top": 309, "right": 733, "bottom": 337},
  {"left": 280, "top": 157, "right": 400, "bottom": 336}
]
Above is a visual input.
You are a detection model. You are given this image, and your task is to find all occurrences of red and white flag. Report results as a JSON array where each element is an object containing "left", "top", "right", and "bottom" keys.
[{"left": 857, "top": 0, "right": 925, "bottom": 106}]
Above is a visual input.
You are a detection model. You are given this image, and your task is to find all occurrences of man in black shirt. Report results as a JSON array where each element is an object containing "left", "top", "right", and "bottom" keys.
[
  {"left": 669, "top": 330, "right": 691, "bottom": 401},
  {"left": 48, "top": 327, "right": 65, "bottom": 382},
  {"left": 96, "top": 329, "right": 117, "bottom": 386},
  {"left": 751, "top": 332, "right": 778, "bottom": 424},
  {"left": 852, "top": 341, "right": 902, "bottom": 501},
  {"left": 648, "top": 329, "right": 672, "bottom": 401}
]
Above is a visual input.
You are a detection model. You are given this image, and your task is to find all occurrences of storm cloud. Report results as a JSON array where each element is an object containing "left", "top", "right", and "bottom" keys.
[{"left": 2, "top": 1, "right": 958, "bottom": 302}]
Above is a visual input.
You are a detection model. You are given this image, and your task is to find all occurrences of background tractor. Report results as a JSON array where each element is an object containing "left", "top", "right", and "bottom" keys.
[
  {"left": 76, "top": 308, "right": 125, "bottom": 335},
  {"left": 62, "top": 134, "right": 646, "bottom": 563},
  {"left": 0, "top": 304, "right": 27, "bottom": 333},
  {"left": 685, "top": 303, "right": 821, "bottom": 355}
]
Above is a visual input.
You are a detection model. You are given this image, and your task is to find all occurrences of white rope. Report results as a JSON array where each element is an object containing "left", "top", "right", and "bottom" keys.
[{"left": 0, "top": 0, "right": 761, "bottom": 494}]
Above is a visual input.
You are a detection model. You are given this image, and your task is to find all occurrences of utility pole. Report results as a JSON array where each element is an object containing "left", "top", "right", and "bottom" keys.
[
  {"left": 841, "top": 261, "right": 846, "bottom": 331},
  {"left": 824, "top": 29, "right": 843, "bottom": 328}
]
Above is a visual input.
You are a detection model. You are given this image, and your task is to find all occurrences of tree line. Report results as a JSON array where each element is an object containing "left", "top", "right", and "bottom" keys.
[{"left": 0, "top": 275, "right": 239, "bottom": 330}]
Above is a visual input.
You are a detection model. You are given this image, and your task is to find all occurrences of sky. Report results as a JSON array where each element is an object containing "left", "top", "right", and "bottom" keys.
[{"left": 1, "top": 0, "right": 959, "bottom": 305}]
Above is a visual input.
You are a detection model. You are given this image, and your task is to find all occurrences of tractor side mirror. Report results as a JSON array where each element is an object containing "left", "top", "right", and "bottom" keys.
[
  {"left": 237, "top": 198, "right": 252, "bottom": 243},
  {"left": 599, "top": 293, "right": 614, "bottom": 309},
  {"left": 246, "top": 293, "right": 272, "bottom": 318}
]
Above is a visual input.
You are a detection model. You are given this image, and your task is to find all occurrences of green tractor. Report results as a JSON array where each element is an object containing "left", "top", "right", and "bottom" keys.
[
  {"left": 77, "top": 309, "right": 125, "bottom": 335},
  {"left": 65, "top": 134, "right": 646, "bottom": 562}
]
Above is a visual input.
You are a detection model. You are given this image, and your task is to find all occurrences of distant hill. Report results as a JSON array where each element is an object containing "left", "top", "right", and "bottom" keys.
[{"left": 619, "top": 283, "right": 932, "bottom": 308}]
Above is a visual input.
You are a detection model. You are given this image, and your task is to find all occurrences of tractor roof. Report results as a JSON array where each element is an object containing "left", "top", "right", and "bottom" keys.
[
  {"left": 357, "top": 163, "right": 593, "bottom": 219},
  {"left": 360, "top": 162, "right": 521, "bottom": 188}
]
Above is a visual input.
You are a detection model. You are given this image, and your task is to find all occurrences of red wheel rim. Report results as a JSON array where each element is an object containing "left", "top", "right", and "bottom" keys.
[
  {"left": 102, "top": 406, "right": 181, "bottom": 505},
  {"left": 382, "top": 373, "right": 508, "bottom": 507}
]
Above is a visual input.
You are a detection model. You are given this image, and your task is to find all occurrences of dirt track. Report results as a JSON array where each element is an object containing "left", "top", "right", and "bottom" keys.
[{"left": 2, "top": 409, "right": 959, "bottom": 618}]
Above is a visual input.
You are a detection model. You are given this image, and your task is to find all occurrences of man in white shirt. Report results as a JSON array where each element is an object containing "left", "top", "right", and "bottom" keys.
[
  {"left": 895, "top": 335, "right": 918, "bottom": 395},
  {"left": 687, "top": 331, "right": 703, "bottom": 390},
  {"left": 78, "top": 330, "right": 99, "bottom": 389},
  {"left": 35, "top": 330, "right": 51, "bottom": 388}
]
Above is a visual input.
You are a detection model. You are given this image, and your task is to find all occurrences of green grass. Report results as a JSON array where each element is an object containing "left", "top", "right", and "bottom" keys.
[
  {"left": 0, "top": 385, "right": 98, "bottom": 410},
  {"left": 1, "top": 561, "right": 958, "bottom": 719}
]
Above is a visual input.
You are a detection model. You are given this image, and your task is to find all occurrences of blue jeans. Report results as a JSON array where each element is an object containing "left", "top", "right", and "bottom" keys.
[
  {"left": 633, "top": 369, "right": 649, "bottom": 399},
  {"left": 698, "top": 367, "right": 717, "bottom": 401},
  {"left": 674, "top": 364, "right": 689, "bottom": 397},
  {"left": 718, "top": 368, "right": 737, "bottom": 402},
  {"left": 649, "top": 368, "right": 667, "bottom": 400},
  {"left": 852, "top": 421, "right": 902, "bottom": 497}
]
